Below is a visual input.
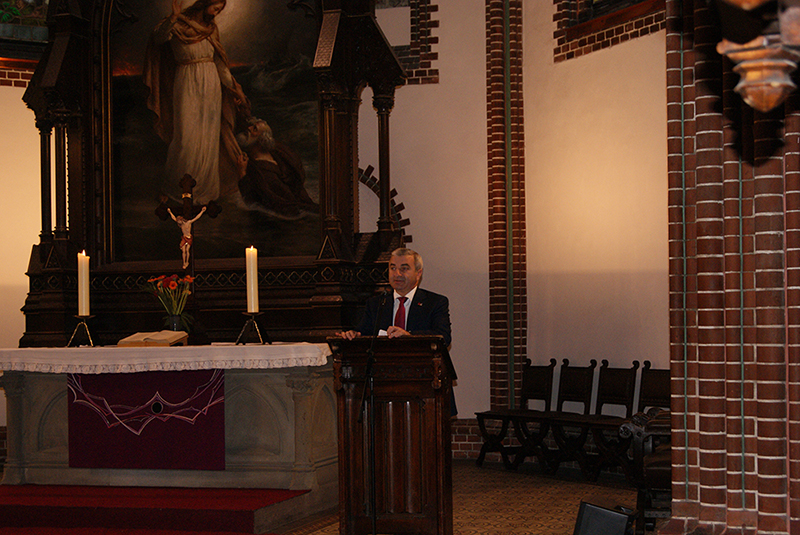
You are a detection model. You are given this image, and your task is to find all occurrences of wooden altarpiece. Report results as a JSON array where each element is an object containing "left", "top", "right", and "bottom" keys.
[
  {"left": 19, "top": 0, "right": 406, "bottom": 347},
  {"left": 328, "top": 336, "right": 454, "bottom": 535}
]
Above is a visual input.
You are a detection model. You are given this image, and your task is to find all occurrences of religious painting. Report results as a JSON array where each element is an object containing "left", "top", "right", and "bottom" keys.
[
  {"left": 109, "top": 0, "right": 321, "bottom": 263},
  {"left": 0, "top": 0, "right": 46, "bottom": 26},
  {"left": 0, "top": 0, "right": 47, "bottom": 45}
]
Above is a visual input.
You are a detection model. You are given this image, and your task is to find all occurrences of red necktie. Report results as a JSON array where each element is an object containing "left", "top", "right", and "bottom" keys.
[{"left": 394, "top": 297, "right": 406, "bottom": 330}]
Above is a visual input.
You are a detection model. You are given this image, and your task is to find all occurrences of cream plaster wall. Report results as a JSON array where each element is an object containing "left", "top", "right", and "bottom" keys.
[
  {"left": 362, "top": 1, "right": 491, "bottom": 417},
  {"left": 0, "top": 0, "right": 670, "bottom": 426},
  {"left": 524, "top": 3, "right": 670, "bottom": 371},
  {"left": 0, "top": 85, "right": 41, "bottom": 426}
]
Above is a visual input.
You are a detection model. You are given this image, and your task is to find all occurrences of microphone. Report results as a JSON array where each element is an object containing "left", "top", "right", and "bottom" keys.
[
  {"left": 379, "top": 288, "right": 391, "bottom": 303},
  {"left": 360, "top": 287, "right": 391, "bottom": 424},
  {"left": 372, "top": 288, "right": 391, "bottom": 337}
]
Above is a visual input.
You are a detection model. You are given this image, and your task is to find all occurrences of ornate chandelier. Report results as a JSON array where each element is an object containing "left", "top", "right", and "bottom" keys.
[{"left": 715, "top": 0, "right": 800, "bottom": 112}]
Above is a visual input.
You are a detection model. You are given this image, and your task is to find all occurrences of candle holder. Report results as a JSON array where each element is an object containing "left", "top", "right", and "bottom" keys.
[
  {"left": 67, "top": 315, "right": 95, "bottom": 348},
  {"left": 235, "top": 312, "right": 271, "bottom": 345}
]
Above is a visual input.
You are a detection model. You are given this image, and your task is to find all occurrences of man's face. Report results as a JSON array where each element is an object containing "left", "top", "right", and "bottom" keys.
[
  {"left": 389, "top": 254, "right": 422, "bottom": 296},
  {"left": 248, "top": 121, "right": 267, "bottom": 140}
]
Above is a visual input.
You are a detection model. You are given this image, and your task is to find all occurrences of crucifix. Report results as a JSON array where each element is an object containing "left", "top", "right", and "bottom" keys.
[{"left": 155, "top": 173, "right": 221, "bottom": 272}]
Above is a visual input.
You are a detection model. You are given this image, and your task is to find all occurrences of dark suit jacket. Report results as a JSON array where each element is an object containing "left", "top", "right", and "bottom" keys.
[
  {"left": 356, "top": 288, "right": 452, "bottom": 347},
  {"left": 355, "top": 287, "right": 457, "bottom": 414}
]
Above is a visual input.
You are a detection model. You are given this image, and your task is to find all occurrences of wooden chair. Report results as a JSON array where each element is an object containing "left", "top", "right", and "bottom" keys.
[
  {"left": 545, "top": 359, "right": 597, "bottom": 475},
  {"left": 596, "top": 359, "right": 640, "bottom": 418},
  {"left": 555, "top": 358, "right": 597, "bottom": 414},
  {"left": 508, "top": 358, "right": 561, "bottom": 471},
  {"left": 638, "top": 360, "right": 670, "bottom": 412},
  {"left": 475, "top": 358, "right": 556, "bottom": 469},
  {"left": 589, "top": 360, "right": 640, "bottom": 480}
]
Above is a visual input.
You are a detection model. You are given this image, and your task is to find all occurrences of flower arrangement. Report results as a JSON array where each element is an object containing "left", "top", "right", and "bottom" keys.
[{"left": 143, "top": 274, "right": 194, "bottom": 330}]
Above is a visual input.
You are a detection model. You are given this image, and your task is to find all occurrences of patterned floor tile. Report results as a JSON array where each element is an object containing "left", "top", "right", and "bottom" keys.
[{"left": 280, "top": 460, "right": 637, "bottom": 534}]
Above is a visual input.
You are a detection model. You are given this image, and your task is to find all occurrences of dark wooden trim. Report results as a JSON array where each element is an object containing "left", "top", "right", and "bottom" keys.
[
  {"left": 565, "top": 0, "right": 665, "bottom": 42},
  {"left": 0, "top": 57, "right": 38, "bottom": 70}
]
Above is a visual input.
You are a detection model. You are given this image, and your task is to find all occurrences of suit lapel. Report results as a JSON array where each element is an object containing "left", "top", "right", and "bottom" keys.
[{"left": 406, "top": 289, "right": 426, "bottom": 331}]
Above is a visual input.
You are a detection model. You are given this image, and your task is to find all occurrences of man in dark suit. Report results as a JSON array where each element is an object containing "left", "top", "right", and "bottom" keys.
[
  {"left": 337, "top": 247, "right": 456, "bottom": 414},
  {"left": 337, "top": 248, "right": 451, "bottom": 345}
]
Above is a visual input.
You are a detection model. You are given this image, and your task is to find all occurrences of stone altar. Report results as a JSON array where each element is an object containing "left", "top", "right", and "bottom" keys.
[{"left": 0, "top": 343, "right": 337, "bottom": 524}]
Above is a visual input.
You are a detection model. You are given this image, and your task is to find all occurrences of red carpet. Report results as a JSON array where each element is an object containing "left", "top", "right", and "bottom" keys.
[
  {"left": 0, "top": 530, "right": 262, "bottom": 535},
  {"left": 0, "top": 485, "right": 310, "bottom": 534}
]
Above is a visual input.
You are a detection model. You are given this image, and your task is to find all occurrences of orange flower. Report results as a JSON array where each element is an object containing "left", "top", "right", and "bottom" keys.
[{"left": 142, "top": 274, "right": 194, "bottom": 319}]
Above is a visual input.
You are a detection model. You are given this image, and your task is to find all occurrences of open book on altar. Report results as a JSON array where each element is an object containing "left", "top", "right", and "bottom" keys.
[{"left": 117, "top": 330, "right": 188, "bottom": 347}]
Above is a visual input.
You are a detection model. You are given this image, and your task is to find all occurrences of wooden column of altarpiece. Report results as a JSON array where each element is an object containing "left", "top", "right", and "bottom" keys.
[{"left": 328, "top": 336, "right": 454, "bottom": 535}]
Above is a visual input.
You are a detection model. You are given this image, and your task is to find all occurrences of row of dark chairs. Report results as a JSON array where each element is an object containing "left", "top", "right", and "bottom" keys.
[{"left": 474, "top": 358, "right": 670, "bottom": 482}]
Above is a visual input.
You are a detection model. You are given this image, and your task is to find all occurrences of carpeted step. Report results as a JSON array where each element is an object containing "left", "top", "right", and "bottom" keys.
[
  {"left": 0, "top": 529, "right": 270, "bottom": 535},
  {"left": 0, "top": 485, "right": 309, "bottom": 533}
]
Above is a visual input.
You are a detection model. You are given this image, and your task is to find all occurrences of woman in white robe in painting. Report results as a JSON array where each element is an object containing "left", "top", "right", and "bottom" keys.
[{"left": 144, "top": 0, "right": 249, "bottom": 204}]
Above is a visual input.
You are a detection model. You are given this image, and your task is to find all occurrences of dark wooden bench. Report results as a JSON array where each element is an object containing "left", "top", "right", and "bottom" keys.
[
  {"left": 526, "top": 358, "right": 598, "bottom": 475},
  {"left": 475, "top": 358, "right": 667, "bottom": 482},
  {"left": 474, "top": 358, "right": 556, "bottom": 469},
  {"left": 488, "top": 358, "right": 600, "bottom": 474},
  {"left": 541, "top": 359, "right": 640, "bottom": 480}
]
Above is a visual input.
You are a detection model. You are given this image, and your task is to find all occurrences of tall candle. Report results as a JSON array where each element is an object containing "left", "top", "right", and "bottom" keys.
[
  {"left": 246, "top": 246, "right": 259, "bottom": 313},
  {"left": 78, "top": 250, "right": 90, "bottom": 316}
]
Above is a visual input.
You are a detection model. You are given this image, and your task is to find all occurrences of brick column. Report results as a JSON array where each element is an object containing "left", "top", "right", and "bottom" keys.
[
  {"left": 485, "top": 0, "right": 527, "bottom": 412},
  {"left": 666, "top": 0, "right": 698, "bottom": 529},
  {"left": 785, "top": 88, "right": 800, "bottom": 535},
  {"left": 666, "top": 0, "right": 800, "bottom": 533}
]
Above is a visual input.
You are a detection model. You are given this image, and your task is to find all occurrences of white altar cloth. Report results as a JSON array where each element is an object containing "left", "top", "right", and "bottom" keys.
[{"left": 0, "top": 342, "right": 331, "bottom": 374}]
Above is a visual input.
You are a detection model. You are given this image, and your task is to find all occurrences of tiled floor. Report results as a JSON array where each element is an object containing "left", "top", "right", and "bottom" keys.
[{"left": 278, "top": 460, "right": 638, "bottom": 535}]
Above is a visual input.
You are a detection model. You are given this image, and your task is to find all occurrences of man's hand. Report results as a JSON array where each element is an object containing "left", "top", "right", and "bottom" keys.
[
  {"left": 337, "top": 330, "right": 360, "bottom": 340},
  {"left": 386, "top": 326, "right": 410, "bottom": 338},
  {"left": 236, "top": 152, "right": 248, "bottom": 178},
  {"left": 171, "top": 0, "right": 182, "bottom": 20}
]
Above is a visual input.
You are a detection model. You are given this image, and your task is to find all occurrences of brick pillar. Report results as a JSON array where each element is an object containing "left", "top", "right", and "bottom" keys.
[
  {"left": 666, "top": 0, "right": 800, "bottom": 533},
  {"left": 666, "top": 0, "right": 698, "bottom": 529},
  {"left": 485, "top": 0, "right": 527, "bottom": 412},
  {"left": 785, "top": 87, "right": 800, "bottom": 535}
]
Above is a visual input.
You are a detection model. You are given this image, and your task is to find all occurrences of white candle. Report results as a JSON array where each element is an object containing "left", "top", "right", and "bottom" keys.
[
  {"left": 246, "top": 246, "right": 259, "bottom": 313},
  {"left": 78, "top": 250, "right": 90, "bottom": 316}
]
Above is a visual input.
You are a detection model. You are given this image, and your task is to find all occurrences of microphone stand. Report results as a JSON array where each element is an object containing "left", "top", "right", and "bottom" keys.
[{"left": 357, "top": 289, "right": 389, "bottom": 535}]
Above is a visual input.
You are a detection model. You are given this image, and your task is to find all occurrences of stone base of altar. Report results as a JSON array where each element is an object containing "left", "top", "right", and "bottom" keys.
[{"left": 0, "top": 344, "right": 338, "bottom": 526}]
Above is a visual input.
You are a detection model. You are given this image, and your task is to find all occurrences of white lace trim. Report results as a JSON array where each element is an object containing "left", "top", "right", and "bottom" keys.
[{"left": 0, "top": 342, "right": 331, "bottom": 374}]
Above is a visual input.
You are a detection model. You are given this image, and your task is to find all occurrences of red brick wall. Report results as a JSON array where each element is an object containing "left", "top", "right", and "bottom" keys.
[
  {"left": 486, "top": 0, "right": 527, "bottom": 416},
  {"left": 450, "top": 0, "right": 528, "bottom": 462},
  {"left": 451, "top": 418, "right": 483, "bottom": 460},
  {"left": 553, "top": 0, "right": 666, "bottom": 62},
  {"left": 395, "top": 0, "right": 440, "bottom": 85},
  {"left": 665, "top": 0, "right": 800, "bottom": 533},
  {"left": 0, "top": 59, "right": 36, "bottom": 88}
]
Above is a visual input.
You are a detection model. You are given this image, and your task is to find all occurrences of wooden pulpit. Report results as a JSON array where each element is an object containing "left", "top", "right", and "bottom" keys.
[{"left": 328, "top": 336, "right": 454, "bottom": 535}]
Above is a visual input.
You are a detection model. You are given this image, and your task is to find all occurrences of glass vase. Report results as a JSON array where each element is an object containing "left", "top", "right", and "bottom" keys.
[{"left": 168, "top": 315, "right": 183, "bottom": 331}]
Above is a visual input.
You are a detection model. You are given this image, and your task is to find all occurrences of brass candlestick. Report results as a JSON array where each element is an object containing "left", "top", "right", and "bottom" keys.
[
  {"left": 235, "top": 312, "right": 270, "bottom": 345},
  {"left": 67, "top": 315, "right": 95, "bottom": 347}
]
